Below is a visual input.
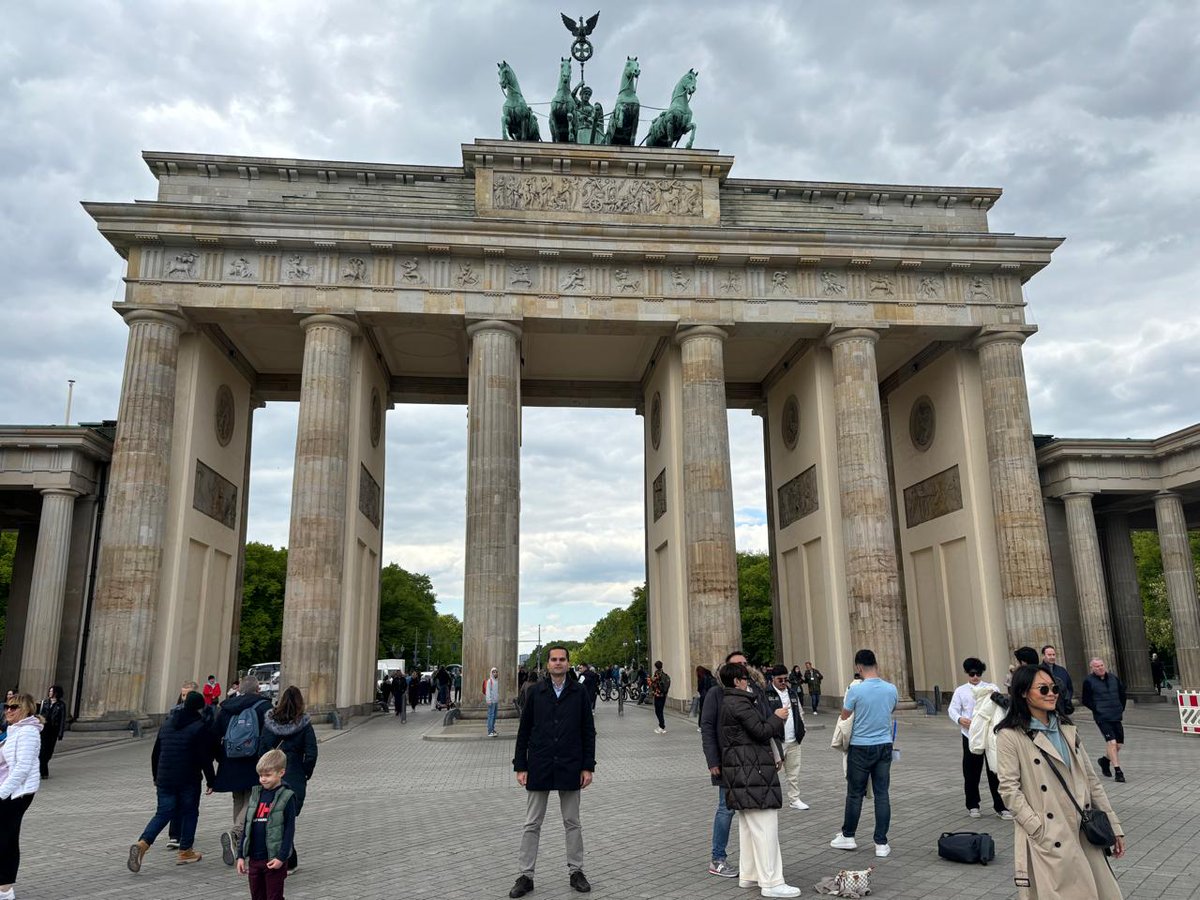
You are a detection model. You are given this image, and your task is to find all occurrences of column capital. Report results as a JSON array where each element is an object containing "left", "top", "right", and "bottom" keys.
[
  {"left": 299, "top": 313, "right": 359, "bottom": 337},
  {"left": 1062, "top": 490, "right": 1096, "bottom": 501},
  {"left": 39, "top": 488, "right": 81, "bottom": 500},
  {"left": 466, "top": 319, "right": 522, "bottom": 340},
  {"left": 674, "top": 324, "right": 728, "bottom": 345},
  {"left": 823, "top": 326, "right": 881, "bottom": 349},
  {"left": 1153, "top": 489, "right": 1182, "bottom": 503},
  {"left": 971, "top": 324, "right": 1038, "bottom": 351},
  {"left": 120, "top": 307, "right": 188, "bottom": 331}
]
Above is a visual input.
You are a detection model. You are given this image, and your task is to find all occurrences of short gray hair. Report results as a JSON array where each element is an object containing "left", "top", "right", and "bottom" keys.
[{"left": 240, "top": 675, "right": 260, "bottom": 695}]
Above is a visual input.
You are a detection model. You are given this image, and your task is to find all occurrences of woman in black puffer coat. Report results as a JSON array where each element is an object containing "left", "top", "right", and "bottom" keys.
[
  {"left": 718, "top": 662, "right": 799, "bottom": 898},
  {"left": 260, "top": 686, "right": 318, "bottom": 873}
]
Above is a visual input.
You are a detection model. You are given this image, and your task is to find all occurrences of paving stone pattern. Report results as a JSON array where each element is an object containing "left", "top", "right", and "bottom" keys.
[{"left": 25, "top": 700, "right": 1200, "bottom": 899}]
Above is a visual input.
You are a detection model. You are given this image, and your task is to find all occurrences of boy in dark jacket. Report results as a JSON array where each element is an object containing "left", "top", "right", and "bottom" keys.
[
  {"left": 127, "top": 691, "right": 216, "bottom": 872},
  {"left": 236, "top": 748, "right": 296, "bottom": 900}
]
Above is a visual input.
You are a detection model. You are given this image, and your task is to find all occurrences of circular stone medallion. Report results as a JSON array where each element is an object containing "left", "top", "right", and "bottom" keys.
[
  {"left": 909, "top": 395, "right": 936, "bottom": 451},
  {"left": 214, "top": 384, "right": 235, "bottom": 447},
  {"left": 781, "top": 395, "right": 800, "bottom": 451},
  {"left": 650, "top": 392, "right": 662, "bottom": 451},
  {"left": 370, "top": 388, "right": 382, "bottom": 448}
]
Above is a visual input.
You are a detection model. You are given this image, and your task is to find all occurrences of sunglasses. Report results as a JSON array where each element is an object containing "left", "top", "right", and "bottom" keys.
[
  {"left": 3, "top": 704, "right": 19, "bottom": 711},
  {"left": 1033, "top": 683, "right": 1060, "bottom": 696},
  {"left": 966, "top": 671, "right": 983, "bottom": 677}
]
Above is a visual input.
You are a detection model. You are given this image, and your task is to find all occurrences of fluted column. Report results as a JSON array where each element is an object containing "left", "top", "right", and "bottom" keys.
[
  {"left": 1103, "top": 512, "right": 1155, "bottom": 695},
  {"left": 826, "top": 328, "right": 910, "bottom": 696},
  {"left": 280, "top": 315, "right": 357, "bottom": 713},
  {"left": 461, "top": 320, "right": 522, "bottom": 711},
  {"left": 1154, "top": 491, "right": 1200, "bottom": 688},
  {"left": 19, "top": 489, "right": 80, "bottom": 693},
  {"left": 677, "top": 325, "right": 741, "bottom": 674},
  {"left": 974, "top": 330, "right": 1061, "bottom": 652},
  {"left": 79, "top": 309, "right": 186, "bottom": 721},
  {"left": 1062, "top": 493, "right": 1116, "bottom": 667}
]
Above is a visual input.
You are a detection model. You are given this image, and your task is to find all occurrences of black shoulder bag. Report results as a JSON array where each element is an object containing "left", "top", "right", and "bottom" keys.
[{"left": 1030, "top": 734, "right": 1117, "bottom": 849}]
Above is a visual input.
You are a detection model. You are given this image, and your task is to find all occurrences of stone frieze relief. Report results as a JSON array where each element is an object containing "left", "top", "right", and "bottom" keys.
[{"left": 491, "top": 172, "right": 703, "bottom": 218}]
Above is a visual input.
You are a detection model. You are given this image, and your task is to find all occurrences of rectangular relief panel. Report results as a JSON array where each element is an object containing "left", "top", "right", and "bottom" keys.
[
  {"left": 193, "top": 460, "right": 238, "bottom": 529},
  {"left": 653, "top": 468, "right": 667, "bottom": 522},
  {"left": 777, "top": 465, "right": 819, "bottom": 529},
  {"left": 359, "top": 464, "right": 381, "bottom": 529},
  {"left": 903, "top": 464, "right": 963, "bottom": 528}
]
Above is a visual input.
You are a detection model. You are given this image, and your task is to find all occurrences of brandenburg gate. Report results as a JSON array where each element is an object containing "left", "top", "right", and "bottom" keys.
[{"left": 77, "top": 133, "right": 1069, "bottom": 723}]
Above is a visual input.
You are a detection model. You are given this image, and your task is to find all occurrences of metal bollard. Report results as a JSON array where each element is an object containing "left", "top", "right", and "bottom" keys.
[{"left": 933, "top": 685, "right": 943, "bottom": 713}]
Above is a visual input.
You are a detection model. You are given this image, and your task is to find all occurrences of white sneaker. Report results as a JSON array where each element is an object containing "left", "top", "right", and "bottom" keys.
[
  {"left": 1000, "top": 809, "right": 1014, "bottom": 820},
  {"left": 968, "top": 807, "right": 981, "bottom": 818},
  {"left": 738, "top": 879, "right": 758, "bottom": 888},
  {"left": 789, "top": 800, "right": 810, "bottom": 810},
  {"left": 654, "top": 726, "right": 665, "bottom": 734},
  {"left": 875, "top": 843, "right": 891, "bottom": 858},
  {"left": 830, "top": 832, "right": 857, "bottom": 850},
  {"left": 761, "top": 885, "right": 801, "bottom": 898}
]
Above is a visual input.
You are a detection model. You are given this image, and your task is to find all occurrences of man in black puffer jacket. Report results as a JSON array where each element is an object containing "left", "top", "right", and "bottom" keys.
[
  {"left": 127, "top": 691, "right": 216, "bottom": 872},
  {"left": 1081, "top": 658, "right": 1128, "bottom": 783}
]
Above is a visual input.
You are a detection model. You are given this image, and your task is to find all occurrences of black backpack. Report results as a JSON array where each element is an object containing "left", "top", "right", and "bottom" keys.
[{"left": 937, "top": 831, "right": 996, "bottom": 865}]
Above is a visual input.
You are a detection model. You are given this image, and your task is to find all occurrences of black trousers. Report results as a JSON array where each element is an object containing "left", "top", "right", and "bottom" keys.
[
  {"left": 961, "top": 735, "right": 1004, "bottom": 813},
  {"left": 654, "top": 695, "right": 666, "bottom": 729},
  {"left": 0, "top": 793, "right": 34, "bottom": 884}
]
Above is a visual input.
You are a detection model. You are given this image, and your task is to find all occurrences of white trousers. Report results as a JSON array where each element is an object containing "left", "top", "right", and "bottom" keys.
[
  {"left": 781, "top": 742, "right": 802, "bottom": 804},
  {"left": 736, "top": 808, "right": 784, "bottom": 889}
]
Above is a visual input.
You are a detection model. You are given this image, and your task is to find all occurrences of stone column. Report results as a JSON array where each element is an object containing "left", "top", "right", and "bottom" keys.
[
  {"left": 79, "top": 309, "right": 186, "bottom": 721},
  {"left": 19, "top": 489, "right": 80, "bottom": 693},
  {"left": 676, "top": 325, "right": 741, "bottom": 674},
  {"left": 973, "top": 330, "right": 1061, "bottom": 652},
  {"left": 825, "top": 328, "right": 910, "bottom": 696},
  {"left": 280, "top": 315, "right": 357, "bottom": 713},
  {"left": 1154, "top": 491, "right": 1200, "bottom": 688},
  {"left": 1062, "top": 493, "right": 1116, "bottom": 667},
  {"left": 461, "top": 320, "right": 522, "bottom": 711},
  {"left": 1103, "top": 512, "right": 1156, "bottom": 696}
]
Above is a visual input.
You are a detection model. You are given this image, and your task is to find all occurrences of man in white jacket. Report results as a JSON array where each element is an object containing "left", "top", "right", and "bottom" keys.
[{"left": 947, "top": 658, "right": 1010, "bottom": 819}]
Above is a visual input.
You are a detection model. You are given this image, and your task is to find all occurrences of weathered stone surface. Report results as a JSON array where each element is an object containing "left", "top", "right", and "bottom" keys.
[
  {"left": 1103, "top": 512, "right": 1155, "bottom": 694},
  {"left": 1154, "top": 491, "right": 1200, "bottom": 688},
  {"left": 19, "top": 489, "right": 79, "bottom": 693},
  {"left": 461, "top": 320, "right": 522, "bottom": 712},
  {"left": 1063, "top": 492, "right": 1116, "bottom": 667},
  {"left": 974, "top": 329, "right": 1061, "bottom": 653},
  {"left": 78, "top": 309, "right": 185, "bottom": 721},
  {"left": 192, "top": 459, "right": 237, "bottom": 528},
  {"left": 777, "top": 464, "right": 819, "bottom": 528},
  {"left": 903, "top": 465, "right": 962, "bottom": 528},
  {"left": 280, "top": 314, "right": 357, "bottom": 713},
  {"left": 676, "top": 325, "right": 740, "bottom": 673},
  {"left": 826, "top": 328, "right": 910, "bottom": 697}
]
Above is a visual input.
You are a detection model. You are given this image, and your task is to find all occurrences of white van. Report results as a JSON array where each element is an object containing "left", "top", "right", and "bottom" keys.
[{"left": 377, "top": 658, "right": 406, "bottom": 690}]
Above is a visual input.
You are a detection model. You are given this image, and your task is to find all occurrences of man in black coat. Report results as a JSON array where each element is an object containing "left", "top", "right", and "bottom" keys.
[
  {"left": 509, "top": 646, "right": 596, "bottom": 898},
  {"left": 1041, "top": 644, "right": 1075, "bottom": 713},
  {"left": 211, "top": 675, "right": 271, "bottom": 865},
  {"left": 1081, "top": 657, "right": 1128, "bottom": 782}
]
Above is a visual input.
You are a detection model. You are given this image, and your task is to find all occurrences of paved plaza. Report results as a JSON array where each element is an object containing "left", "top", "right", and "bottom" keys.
[{"left": 22, "top": 698, "right": 1200, "bottom": 899}]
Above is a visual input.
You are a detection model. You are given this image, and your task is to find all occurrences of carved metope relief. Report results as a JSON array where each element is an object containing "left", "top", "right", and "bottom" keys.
[
  {"left": 909, "top": 396, "right": 936, "bottom": 451},
  {"left": 214, "top": 384, "right": 235, "bottom": 447},
  {"left": 359, "top": 463, "right": 381, "bottom": 529},
  {"left": 166, "top": 251, "right": 198, "bottom": 279},
  {"left": 653, "top": 468, "right": 667, "bottom": 522},
  {"left": 777, "top": 465, "right": 818, "bottom": 528},
  {"left": 193, "top": 460, "right": 238, "bottom": 529},
  {"left": 903, "top": 465, "right": 963, "bottom": 528},
  {"left": 492, "top": 172, "right": 703, "bottom": 218},
  {"left": 342, "top": 257, "right": 367, "bottom": 282}
]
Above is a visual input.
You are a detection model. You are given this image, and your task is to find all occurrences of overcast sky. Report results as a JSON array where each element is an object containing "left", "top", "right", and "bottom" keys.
[{"left": 2, "top": 2, "right": 1197, "bottom": 650}]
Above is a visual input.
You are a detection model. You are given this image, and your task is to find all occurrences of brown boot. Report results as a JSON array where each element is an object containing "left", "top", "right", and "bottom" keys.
[
  {"left": 176, "top": 848, "right": 202, "bottom": 865},
  {"left": 127, "top": 840, "right": 150, "bottom": 873}
]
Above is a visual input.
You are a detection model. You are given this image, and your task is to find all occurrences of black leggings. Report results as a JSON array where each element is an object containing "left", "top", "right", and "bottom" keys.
[{"left": 0, "top": 794, "right": 34, "bottom": 883}]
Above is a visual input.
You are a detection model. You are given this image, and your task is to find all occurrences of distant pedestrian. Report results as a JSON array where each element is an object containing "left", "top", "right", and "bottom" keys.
[
  {"left": 1081, "top": 658, "right": 1128, "bottom": 783},
  {"left": 36, "top": 686, "right": 66, "bottom": 778},
  {"left": 434, "top": 666, "right": 451, "bottom": 709},
  {"left": 767, "top": 665, "right": 807, "bottom": 811},
  {"left": 650, "top": 661, "right": 670, "bottom": 733},
  {"left": 1041, "top": 644, "right": 1075, "bottom": 713},
  {"left": 260, "top": 686, "right": 317, "bottom": 873},
  {"left": 802, "top": 662, "right": 823, "bottom": 714},
  {"left": 203, "top": 675, "right": 222, "bottom": 707},
  {"left": 485, "top": 667, "right": 501, "bottom": 737},
  {"left": 454, "top": 670, "right": 463, "bottom": 705},
  {"left": 0, "top": 692, "right": 42, "bottom": 900},
  {"left": 392, "top": 672, "right": 408, "bottom": 721},
  {"left": 509, "top": 646, "right": 595, "bottom": 898},
  {"left": 213, "top": 676, "right": 271, "bottom": 867},
  {"left": 1150, "top": 653, "right": 1166, "bottom": 694},
  {"left": 830, "top": 649, "right": 897, "bottom": 858},
  {"left": 236, "top": 748, "right": 297, "bottom": 900},
  {"left": 127, "top": 691, "right": 215, "bottom": 871},
  {"left": 947, "top": 658, "right": 1009, "bottom": 819}
]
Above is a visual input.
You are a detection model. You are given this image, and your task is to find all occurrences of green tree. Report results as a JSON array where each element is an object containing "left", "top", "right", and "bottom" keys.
[
  {"left": 1131, "top": 529, "right": 1200, "bottom": 670},
  {"left": 237, "top": 541, "right": 288, "bottom": 671},
  {"left": 737, "top": 552, "right": 775, "bottom": 664},
  {"left": 0, "top": 530, "right": 15, "bottom": 648},
  {"left": 377, "top": 563, "right": 462, "bottom": 668}
]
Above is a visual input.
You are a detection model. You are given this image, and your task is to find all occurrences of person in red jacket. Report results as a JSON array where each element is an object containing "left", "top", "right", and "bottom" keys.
[{"left": 202, "top": 675, "right": 222, "bottom": 707}]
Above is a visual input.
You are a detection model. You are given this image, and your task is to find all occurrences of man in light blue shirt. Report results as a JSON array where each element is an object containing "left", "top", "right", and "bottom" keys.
[{"left": 831, "top": 649, "right": 898, "bottom": 858}]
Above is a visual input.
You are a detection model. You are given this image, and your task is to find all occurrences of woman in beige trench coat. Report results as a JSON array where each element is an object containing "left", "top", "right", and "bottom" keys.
[{"left": 996, "top": 664, "right": 1126, "bottom": 899}]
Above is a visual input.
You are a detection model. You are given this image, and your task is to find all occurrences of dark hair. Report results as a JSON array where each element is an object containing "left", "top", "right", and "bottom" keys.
[
  {"left": 718, "top": 662, "right": 749, "bottom": 687},
  {"left": 962, "top": 658, "right": 986, "bottom": 674},
  {"left": 768, "top": 665, "right": 788, "bottom": 678},
  {"left": 724, "top": 650, "right": 747, "bottom": 663},
  {"left": 996, "top": 664, "right": 1072, "bottom": 732},
  {"left": 654, "top": 660, "right": 663, "bottom": 670},
  {"left": 854, "top": 649, "right": 877, "bottom": 668},
  {"left": 1040, "top": 645, "right": 1055, "bottom": 655},
  {"left": 547, "top": 645, "right": 570, "bottom": 661},
  {"left": 1014, "top": 646, "right": 1039, "bottom": 666},
  {"left": 272, "top": 685, "right": 306, "bottom": 725},
  {"left": 49, "top": 685, "right": 64, "bottom": 701}
]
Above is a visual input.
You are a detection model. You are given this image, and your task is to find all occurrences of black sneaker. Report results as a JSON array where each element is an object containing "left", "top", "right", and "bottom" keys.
[
  {"left": 570, "top": 870, "right": 592, "bottom": 893},
  {"left": 509, "top": 875, "right": 534, "bottom": 898},
  {"left": 1114, "top": 768, "right": 1126, "bottom": 783},
  {"left": 1098, "top": 756, "right": 1111, "bottom": 777}
]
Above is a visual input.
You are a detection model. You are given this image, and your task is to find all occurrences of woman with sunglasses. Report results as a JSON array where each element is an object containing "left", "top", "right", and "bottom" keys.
[
  {"left": 996, "top": 664, "right": 1125, "bottom": 899},
  {"left": 0, "top": 693, "right": 43, "bottom": 900}
]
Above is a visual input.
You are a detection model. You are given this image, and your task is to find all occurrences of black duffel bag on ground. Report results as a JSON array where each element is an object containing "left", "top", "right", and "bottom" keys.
[{"left": 938, "top": 831, "right": 996, "bottom": 865}]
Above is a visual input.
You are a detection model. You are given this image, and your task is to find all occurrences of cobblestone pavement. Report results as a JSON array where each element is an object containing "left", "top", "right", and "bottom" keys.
[{"left": 20, "top": 698, "right": 1200, "bottom": 899}]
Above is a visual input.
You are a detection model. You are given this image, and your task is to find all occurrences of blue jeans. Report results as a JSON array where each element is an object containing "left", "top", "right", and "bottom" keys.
[
  {"left": 486, "top": 702, "right": 498, "bottom": 733},
  {"left": 140, "top": 783, "right": 200, "bottom": 850},
  {"left": 712, "top": 786, "right": 734, "bottom": 862},
  {"left": 810, "top": 692, "right": 820, "bottom": 714},
  {"left": 841, "top": 743, "right": 892, "bottom": 845}
]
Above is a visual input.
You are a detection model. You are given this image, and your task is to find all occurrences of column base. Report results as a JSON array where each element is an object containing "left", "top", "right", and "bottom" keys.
[
  {"left": 1128, "top": 691, "right": 1169, "bottom": 704},
  {"left": 457, "top": 703, "right": 521, "bottom": 721},
  {"left": 72, "top": 715, "right": 154, "bottom": 733}
]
